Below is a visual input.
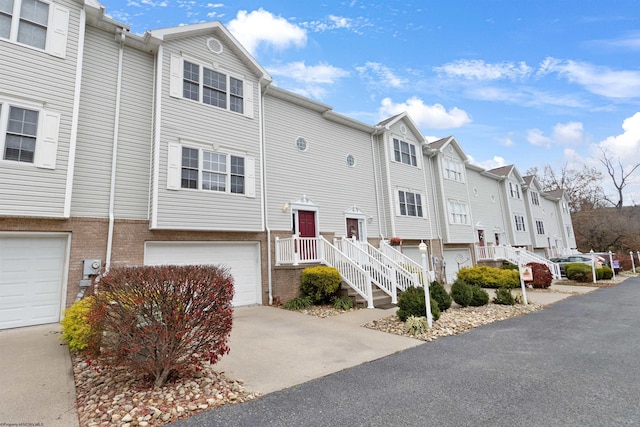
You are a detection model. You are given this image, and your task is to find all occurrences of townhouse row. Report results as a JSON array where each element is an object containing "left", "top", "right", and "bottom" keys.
[{"left": 0, "top": 0, "right": 576, "bottom": 329}]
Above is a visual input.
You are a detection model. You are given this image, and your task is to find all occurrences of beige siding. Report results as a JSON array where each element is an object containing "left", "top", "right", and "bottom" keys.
[
  {"left": 113, "top": 46, "right": 154, "bottom": 219},
  {"left": 466, "top": 168, "right": 507, "bottom": 245},
  {"left": 71, "top": 26, "right": 119, "bottom": 217},
  {"left": 264, "top": 94, "right": 380, "bottom": 236},
  {"left": 154, "top": 36, "right": 263, "bottom": 230},
  {"left": 0, "top": 0, "right": 81, "bottom": 217}
]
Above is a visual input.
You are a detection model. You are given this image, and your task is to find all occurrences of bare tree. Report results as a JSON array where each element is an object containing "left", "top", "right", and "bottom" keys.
[
  {"left": 526, "top": 163, "right": 604, "bottom": 213},
  {"left": 599, "top": 148, "right": 640, "bottom": 209}
]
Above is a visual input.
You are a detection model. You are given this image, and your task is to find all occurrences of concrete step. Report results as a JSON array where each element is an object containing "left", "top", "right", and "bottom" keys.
[{"left": 340, "top": 282, "right": 393, "bottom": 308}]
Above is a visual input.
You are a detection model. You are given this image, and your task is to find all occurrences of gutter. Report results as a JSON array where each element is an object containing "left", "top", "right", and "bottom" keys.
[{"left": 370, "top": 132, "right": 385, "bottom": 239}]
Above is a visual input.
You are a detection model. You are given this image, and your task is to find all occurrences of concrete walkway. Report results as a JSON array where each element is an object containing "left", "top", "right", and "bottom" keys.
[
  {"left": 214, "top": 306, "right": 424, "bottom": 394},
  {"left": 0, "top": 323, "right": 79, "bottom": 426}
]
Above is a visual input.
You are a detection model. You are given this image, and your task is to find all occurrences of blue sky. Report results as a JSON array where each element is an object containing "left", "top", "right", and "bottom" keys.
[{"left": 102, "top": 0, "right": 640, "bottom": 205}]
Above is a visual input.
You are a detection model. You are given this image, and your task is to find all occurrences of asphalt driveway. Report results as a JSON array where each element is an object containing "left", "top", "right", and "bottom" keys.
[{"left": 172, "top": 276, "right": 640, "bottom": 427}]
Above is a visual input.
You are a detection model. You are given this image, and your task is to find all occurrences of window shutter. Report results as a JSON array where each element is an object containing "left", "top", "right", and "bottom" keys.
[
  {"left": 48, "top": 5, "right": 69, "bottom": 59},
  {"left": 167, "top": 143, "right": 181, "bottom": 190},
  {"left": 243, "top": 81, "right": 254, "bottom": 118},
  {"left": 169, "top": 55, "right": 183, "bottom": 98},
  {"left": 34, "top": 111, "right": 60, "bottom": 169},
  {"left": 245, "top": 156, "right": 255, "bottom": 198}
]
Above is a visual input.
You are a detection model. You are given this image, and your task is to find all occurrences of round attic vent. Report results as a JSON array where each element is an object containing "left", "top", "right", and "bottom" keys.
[
  {"left": 207, "top": 38, "right": 223, "bottom": 54},
  {"left": 400, "top": 124, "right": 407, "bottom": 134}
]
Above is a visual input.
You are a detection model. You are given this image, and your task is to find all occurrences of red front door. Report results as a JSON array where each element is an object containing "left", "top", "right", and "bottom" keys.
[
  {"left": 297, "top": 210, "right": 316, "bottom": 260},
  {"left": 478, "top": 230, "right": 485, "bottom": 247}
]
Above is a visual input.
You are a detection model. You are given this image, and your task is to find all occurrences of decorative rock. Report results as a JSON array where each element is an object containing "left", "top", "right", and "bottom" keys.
[{"left": 121, "top": 414, "right": 133, "bottom": 423}]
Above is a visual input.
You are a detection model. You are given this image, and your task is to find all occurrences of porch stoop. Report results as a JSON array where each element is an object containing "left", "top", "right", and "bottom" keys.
[{"left": 340, "top": 282, "right": 393, "bottom": 308}]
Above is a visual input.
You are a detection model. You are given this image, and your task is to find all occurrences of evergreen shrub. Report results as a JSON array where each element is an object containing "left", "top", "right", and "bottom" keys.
[
  {"left": 60, "top": 296, "right": 97, "bottom": 352},
  {"left": 456, "top": 266, "right": 519, "bottom": 289},
  {"left": 397, "top": 286, "right": 440, "bottom": 322},
  {"left": 429, "top": 281, "right": 452, "bottom": 312},
  {"left": 565, "top": 263, "right": 593, "bottom": 282},
  {"left": 300, "top": 266, "right": 342, "bottom": 304}
]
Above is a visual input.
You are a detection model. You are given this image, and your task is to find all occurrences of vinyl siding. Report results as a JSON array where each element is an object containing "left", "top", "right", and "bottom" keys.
[
  {"left": 71, "top": 26, "right": 119, "bottom": 217},
  {"left": 264, "top": 94, "right": 380, "bottom": 236},
  {"left": 113, "top": 46, "right": 154, "bottom": 219},
  {"left": 384, "top": 122, "right": 434, "bottom": 239},
  {"left": 466, "top": 168, "right": 506, "bottom": 245},
  {"left": 154, "top": 35, "right": 262, "bottom": 230},
  {"left": 440, "top": 149, "right": 473, "bottom": 243},
  {"left": 0, "top": 0, "right": 81, "bottom": 217},
  {"left": 505, "top": 179, "right": 531, "bottom": 246},
  {"left": 524, "top": 187, "right": 548, "bottom": 248}
]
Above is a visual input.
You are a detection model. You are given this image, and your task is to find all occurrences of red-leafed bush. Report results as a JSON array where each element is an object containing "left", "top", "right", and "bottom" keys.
[
  {"left": 524, "top": 262, "right": 553, "bottom": 288},
  {"left": 86, "top": 265, "right": 234, "bottom": 388}
]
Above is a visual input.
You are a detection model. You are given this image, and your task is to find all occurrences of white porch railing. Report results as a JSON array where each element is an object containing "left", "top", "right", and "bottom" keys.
[
  {"left": 336, "top": 237, "right": 399, "bottom": 303},
  {"left": 275, "top": 235, "right": 374, "bottom": 308},
  {"left": 379, "top": 241, "right": 434, "bottom": 285},
  {"left": 475, "top": 244, "right": 561, "bottom": 280}
]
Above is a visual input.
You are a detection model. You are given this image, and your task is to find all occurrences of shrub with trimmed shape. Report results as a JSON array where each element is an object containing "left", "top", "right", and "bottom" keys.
[
  {"left": 451, "top": 279, "right": 473, "bottom": 307},
  {"left": 565, "top": 263, "right": 593, "bottom": 282},
  {"left": 61, "top": 296, "right": 97, "bottom": 352},
  {"left": 86, "top": 265, "right": 234, "bottom": 388},
  {"left": 456, "top": 266, "right": 519, "bottom": 289},
  {"left": 429, "top": 281, "right": 452, "bottom": 312},
  {"left": 300, "top": 266, "right": 342, "bottom": 304}
]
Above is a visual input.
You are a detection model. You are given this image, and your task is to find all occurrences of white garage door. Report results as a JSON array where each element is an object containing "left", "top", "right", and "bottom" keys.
[
  {"left": 443, "top": 249, "right": 472, "bottom": 284},
  {"left": 0, "top": 234, "right": 69, "bottom": 329},
  {"left": 144, "top": 241, "right": 261, "bottom": 307}
]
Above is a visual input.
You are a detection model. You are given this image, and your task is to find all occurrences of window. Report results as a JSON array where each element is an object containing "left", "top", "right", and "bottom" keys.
[
  {"left": 180, "top": 146, "right": 245, "bottom": 194},
  {"left": 398, "top": 190, "right": 423, "bottom": 217},
  {"left": 346, "top": 154, "right": 355, "bottom": 167},
  {"left": 393, "top": 138, "right": 417, "bottom": 167},
  {"left": 536, "top": 220, "right": 545, "bottom": 235},
  {"left": 444, "top": 157, "right": 464, "bottom": 182},
  {"left": 0, "top": 100, "right": 59, "bottom": 169},
  {"left": 531, "top": 191, "right": 539, "bottom": 205},
  {"left": 448, "top": 200, "right": 468, "bottom": 224},
  {"left": 0, "top": 0, "right": 68, "bottom": 57},
  {"left": 514, "top": 215, "right": 526, "bottom": 232},
  {"left": 566, "top": 225, "right": 572, "bottom": 237},
  {"left": 4, "top": 106, "right": 38, "bottom": 163},
  {"left": 171, "top": 56, "right": 253, "bottom": 117},
  {"left": 509, "top": 182, "right": 520, "bottom": 199}
]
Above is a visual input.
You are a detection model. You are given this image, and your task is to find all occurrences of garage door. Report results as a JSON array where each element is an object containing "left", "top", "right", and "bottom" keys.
[
  {"left": 442, "top": 249, "right": 472, "bottom": 284},
  {"left": 144, "top": 241, "right": 261, "bottom": 306},
  {"left": 0, "top": 234, "right": 69, "bottom": 329}
]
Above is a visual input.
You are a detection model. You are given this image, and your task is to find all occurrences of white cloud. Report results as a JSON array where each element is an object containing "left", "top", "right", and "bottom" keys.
[
  {"left": 356, "top": 62, "right": 406, "bottom": 88},
  {"left": 378, "top": 97, "right": 472, "bottom": 129},
  {"left": 301, "top": 14, "right": 369, "bottom": 34},
  {"left": 537, "top": 57, "right": 640, "bottom": 98},
  {"left": 227, "top": 9, "right": 307, "bottom": 55},
  {"left": 527, "top": 121, "right": 586, "bottom": 149},
  {"left": 597, "top": 112, "right": 640, "bottom": 164},
  {"left": 527, "top": 128, "right": 552, "bottom": 148},
  {"left": 477, "top": 155, "right": 507, "bottom": 170},
  {"left": 434, "top": 59, "right": 532, "bottom": 80},
  {"left": 267, "top": 62, "right": 349, "bottom": 84}
]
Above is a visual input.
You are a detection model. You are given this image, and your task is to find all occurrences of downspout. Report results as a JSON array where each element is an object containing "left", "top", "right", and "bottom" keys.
[
  {"left": 105, "top": 30, "right": 126, "bottom": 272},
  {"left": 63, "top": 8, "right": 86, "bottom": 218},
  {"left": 382, "top": 133, "right": 396, "bottom": 237},
  {"left": 259, "top": 79, "right": 273, "bottom": 305},
  {"left": 147, "top": 49, "right": 157, "bottom": 222},
  {"left": 420, "top": 145, "right": 433, "bottom": 270},
  {"left": 428, "top": 152, "right": 445, "bottom": 259},
  {"left": 370, "top": 132, "right": 384, "bottom": 240}
]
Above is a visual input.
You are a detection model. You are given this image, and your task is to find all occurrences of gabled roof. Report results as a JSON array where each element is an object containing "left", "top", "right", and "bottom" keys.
[
  {"left": 523, "top": 175, "right": 543, "bottom": 192},
  {"left": 487, "top": 164, "right": 526, "bottom": 183},
  {"left": 148, "top": 22, "right": 272, "bottom": 84},
  {"left": 545, "top": 188, "right": 567, "bottom": 200},
  {"left": 375, "top": 112, "right": 425, "bottom": 143},
  {"left": 427, "top": 136, "right": 469, "bottom": 162}
]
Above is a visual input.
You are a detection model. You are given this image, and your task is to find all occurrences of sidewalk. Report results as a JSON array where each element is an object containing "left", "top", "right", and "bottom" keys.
[{"left": 0, "top": 323, "right": 79, "bottom": 427}]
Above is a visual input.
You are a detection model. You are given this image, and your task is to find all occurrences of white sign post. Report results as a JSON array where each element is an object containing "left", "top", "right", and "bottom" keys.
[
  {"left": 631, "top": 251, "right": 636, "bottom": 274},
  {"left": 609, "top": 251, "right": 616, "bottom": 280},
  {"left": 419, "top": 241, "right": 433, "bottom": 328},
  {"left": 590, "top": 249, "right": 597, "bottom": 283},
  {"left": 515, "top": 249, "right": 528, "bottom": 305}
]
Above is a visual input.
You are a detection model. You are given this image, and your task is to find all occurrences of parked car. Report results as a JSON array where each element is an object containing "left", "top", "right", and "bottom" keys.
[{"left": 550, "top": 254, "right": 606, "bottom": 276}]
